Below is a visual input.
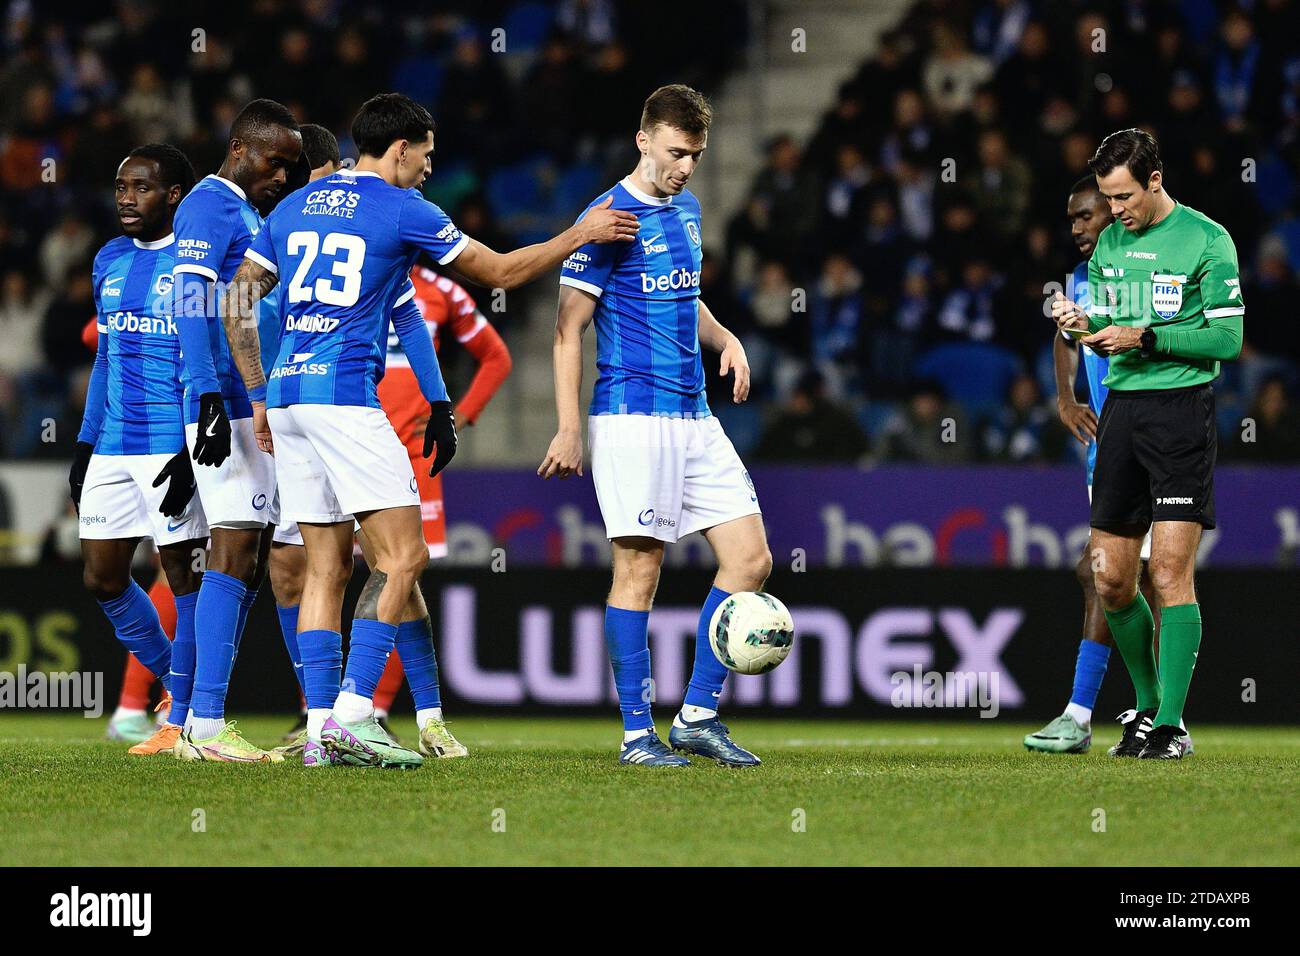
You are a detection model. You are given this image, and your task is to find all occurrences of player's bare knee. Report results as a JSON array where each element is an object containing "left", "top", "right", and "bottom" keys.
[
  {"left": 610, "top": 565, "right": 658, "bottom": 608},
  {"left": 158, "top": 548, "right": 200, "bottom": 596},
  {"left": 268, "top": 560, "right": 303, "bottom": 607},
  {"left": 82, "top": 563, "right": 130, "bottom": 602},
  {"left": 207, "top": 530, "right": 260, "bottom": 582},
  {"left": 1074, "top": 550, "right": 1095, "bottom": 592},
  {"left": 397, "top": 541, "right": 429, "bottom": 581},
  {"left": 730, "top": 546, "right": 772, "bottom": 591},
  {"left": 247, "top": 557, "right": 268, "bottom": 592},
  {"left": 1093, "top": 570, "right": 1135, "bottom": 610},
  {"left": 1146, "top": 555, "right": 1192, "bottom": 605},
  {"left": 309, "top": 552, "right": 353, "bottom": 592}
]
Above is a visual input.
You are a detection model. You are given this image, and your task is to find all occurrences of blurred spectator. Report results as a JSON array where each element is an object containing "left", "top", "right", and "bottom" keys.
[
  {"left": 0, "top": 270, "right": 51, "bottom": 453},
  {"left": 1213, "top": 8, "right": 1265, "bottom": 132},
  {"left": 748, "top": 259, "right": 799, "bottom": 352},
  {"left": 728, "top": 135, "right": 821, "bottom": 272},
  {"left": 753, "top": 370, "right": 869, "bottom": 463},
  {"left": 1240, "top": 242, "right": 1300, "bottom": 395},
  {"left": 0, "top": 271, "right": 49, "bottom": 372},
  {"left": 810, "top": 253, "right": 865, "bottom": 386},
  {"left": 980, "top": 373, "right": 1059, "bottom": 462},
  {"left": 875, "top": 380, "right": 971, "bottom": 463},
  {"left": 936, "top": 258, "right": 1000, "bottom": 344},
  {"left": 891, "top": 148, "right": 936, "bottom": 243},
  {"left": 806, "top": 88, "right": 869, "bottom": 172},
  {"left": 330, "top": 27, "right": 385, "bottom": 130},
  {"left": 66, "top": 103, "right": 144, "bottom": 190},
  {"left": 583, "top": 42, "right": 642, "bottom": 143},
  {"left": 873, "top": 266, "right": 932, "bottom": 395},
  {"left": 859, "top": 193, "right": 910, "bottom": 293},
  {"left": 993, "top": 20, "right": 1060, "bottom": 127},
  {"left": 923, "top": 23, "right": 993, "bottom": 117},
  {"left": 120, "top": 62, "right": 181, "bottom": 143},
  {"left": 969, "top": 128, "right": 1032, "bottom": 240},
  {"left": 972, "top": 0, "right": 1031, "bottom": 67},
  {"left": 1230, "top": 378, "right": 1300, "bottom": 461},
  {"left": 517, "top": 38, "right": 585, "bottom": 162},
  {"left": 845, "top": 29, "right": 920, "bottom": 133},
  {"left": 41, "top": 269, "right": 94, "bottom": 378},
  {"left": 879, "top": 88, "right": 933, "bottom": 176},
  {"left": 821, "top": 144, "right": 872, "bottom": 252},
  {"left": 1003, "top": 221, "right": 1069, "bottom": 363},
  {"left": 38, "top": 213, "right": 94, "bottom": 290},
  {"left": 1, "top": 82, "right": 59, "bottom": 194},
  {"left": 0, "top": 214, "right": 37, "bottom": 274},
  {"left": 438, "top": 27, "right": 512, "bottom": 167},
  {"left": 558, "top": 0, "right": 619, "bottom": 47}
]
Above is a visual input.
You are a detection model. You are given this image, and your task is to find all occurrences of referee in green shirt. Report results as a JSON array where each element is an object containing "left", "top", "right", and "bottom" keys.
[{"left": 1052, "top": 128, "right": 1244, "bottom": 760}]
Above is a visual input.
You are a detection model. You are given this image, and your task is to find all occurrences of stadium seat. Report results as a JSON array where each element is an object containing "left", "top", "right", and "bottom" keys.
[
  {"left": 551, "top": 162, "right": 605, "bottom": 219},
  {"left": 485, "top": 159, "right": 548, "bottom": 218},
  {"left": 713, "top": 401, "right": 763, "bottom": 456},
  {"left": 423, "top": 160, "right": 480, "bottom": 215},
  {"left": 857, "top": 399, "right": 902, "bottom": 442},
  {"left": 1253, "top": 154, "right": 1295, "bottom": 218},
  {"left": 502, "top": 1, "right": 554, "bottom": 54},
  {"left": 912, "top": 341, "right": 1024, "bottom": 419},
  {"left": 389, "top": 54, "right": 443, "bottom": 107}
]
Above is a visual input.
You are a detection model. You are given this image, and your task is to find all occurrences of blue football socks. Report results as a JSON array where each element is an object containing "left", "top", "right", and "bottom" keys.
[{"left": 605, "top": 605, "right": 653, "bottom": 732}]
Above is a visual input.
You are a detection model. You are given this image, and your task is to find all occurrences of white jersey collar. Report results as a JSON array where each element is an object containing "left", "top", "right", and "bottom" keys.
[
  {"left": 132, "top": 232, "right": 175, "bottom": 250},
  {"left": 620, "top": 176, "right": 672, "bottom": 206},
  {"left": 207, "top": 174, "right": 248, "bottom": 202}
]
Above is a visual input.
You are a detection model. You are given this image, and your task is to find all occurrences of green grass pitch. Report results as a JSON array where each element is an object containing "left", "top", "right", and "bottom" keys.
[{"left": 3, "top": 715, "right": 1296, "bottom": 866}]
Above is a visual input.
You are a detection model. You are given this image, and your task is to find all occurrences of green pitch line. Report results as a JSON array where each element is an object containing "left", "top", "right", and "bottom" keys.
[{"left": 2, "top": 715, "right": 1296, "bottom": 867}]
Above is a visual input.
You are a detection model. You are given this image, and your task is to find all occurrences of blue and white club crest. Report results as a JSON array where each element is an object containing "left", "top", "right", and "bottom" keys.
[
  {"left": 1151, "top": 274, "right": 1184, "bottom": 320},
  {"left": 686, "top": 220, "right": 700, "bottom": 245},
  {"left": 154, "top": 273, "right": 174, "bottom": 296}
]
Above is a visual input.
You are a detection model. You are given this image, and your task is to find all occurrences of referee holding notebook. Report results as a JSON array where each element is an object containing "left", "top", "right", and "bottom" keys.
[{"left": 1052, "top": 128, "right": 1244, "bottom": 760}]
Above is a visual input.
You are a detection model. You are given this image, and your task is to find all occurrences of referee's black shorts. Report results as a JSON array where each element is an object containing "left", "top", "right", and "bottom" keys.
[{"left": 1090, "top": 383, "right": 1217, "bottom": 531}]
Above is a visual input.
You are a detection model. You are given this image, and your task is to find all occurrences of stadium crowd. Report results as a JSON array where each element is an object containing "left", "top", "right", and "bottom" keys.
[
  {"left": 1, "top": 0, "right": 1297, "bottom": 467},
  {"left": 722, "top": 0, "right": 1300, "bottom": 465},
  {"left": 0, "top": 0, "right": 746, "bottom": 460}
]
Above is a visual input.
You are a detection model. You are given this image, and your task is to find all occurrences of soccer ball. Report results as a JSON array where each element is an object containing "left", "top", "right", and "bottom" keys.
[{"left": 709, "top": 591, "right": 795, "bottom": 675}]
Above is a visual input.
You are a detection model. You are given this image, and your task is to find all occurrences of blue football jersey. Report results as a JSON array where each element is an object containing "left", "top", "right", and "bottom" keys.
[
  {"left": 78, "top": 234, "right": 186, "bottom": 455},
  {"left": 172, "top": 174, "right": 282, "bottom": 423},
  {"left": 1070, "top": 260, "right": 1109, "bottom": 484},
  {"left": 247, "top": 169, "right": 466, "bottom": 408},
  {"left": 559, "top": 178, "right": 707, "bottom": 418}
]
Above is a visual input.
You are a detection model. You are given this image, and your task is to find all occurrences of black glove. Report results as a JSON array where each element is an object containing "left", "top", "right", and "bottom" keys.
[
  {"left": 422, "top": 400, "right": 457, "bottom": 478},
  {"left": 193, "top": 392, "right": 232, "bottom": 467},
  {"left": 68, "top": 441, "right": 94, "bottom": 512},
  {"left": 152, "top": 450, "right": 197, "bottom": 518},
  {"left": 286, "top": 151, "right": 312, "bottom": 193}
]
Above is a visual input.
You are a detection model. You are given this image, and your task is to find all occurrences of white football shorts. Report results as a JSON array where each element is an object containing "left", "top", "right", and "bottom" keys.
[
  {"left": 273, "top": 517, "right": 362, "bottom": 547},
  {"left": 186, "top": 415, "right": 279, "bottom": 528},
  {"left": 272, "top": 520, "right": 303, "bottom": 546},
  {"left": 589, "top": 413, "right": 761, "bottom": 543},
  {"left": 268, "top": 404, "right": 418, "bottom": 524},
  {"left": 79, "top": 452, "right": 209, "bottom": 545}
]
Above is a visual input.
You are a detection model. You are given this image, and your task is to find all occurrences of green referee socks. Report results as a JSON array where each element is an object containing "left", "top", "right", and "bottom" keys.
[
  {"left": 1104, "top": 592, "right": 1161, "bottom": 712},
  {"left": 1154, "top": 604, "right": 1202, "bottom": 729}
]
